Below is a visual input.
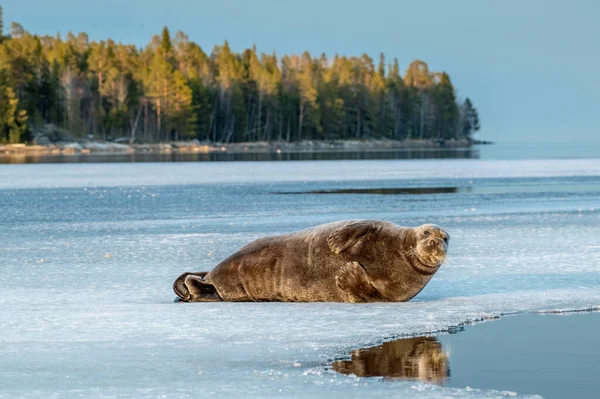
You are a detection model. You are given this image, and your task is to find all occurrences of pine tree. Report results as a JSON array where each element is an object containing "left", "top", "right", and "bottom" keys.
[
  {"left": 145, "top": 47, "right": 175, "bottom": 140},
  {"left": 432, "top": 73, "right": 458, "bottom": 139},
  {"left": 168, "top": 70, "right": 196, "bottom": 140},
  {"left": 296, "top": 52, "right": 321, "bottom": 140},
  {"left": 0, "top": 71, "right": 28, "bottom": 143},
  {"left": 189, "top": 77, "right": 211, "bottom": 140},
  {"left": 161, "top": 26, "right": 172, "bottom": 53},
  {"left": 461, "top": 98, "right": 480, "bottom": 138}
]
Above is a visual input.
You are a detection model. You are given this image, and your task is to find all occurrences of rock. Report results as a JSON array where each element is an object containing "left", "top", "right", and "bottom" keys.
[
  {"left": 33, "top": 136, "right": 51, "bottom": 145},
  {"left": 61, "top": 142, "right": 83, "bottom": 151},
  {"left": 82, "top": 142, "right": 133, "bottom": 153},
  {"left": 61, "top": 142, "right": 83, "bottom": 154}
]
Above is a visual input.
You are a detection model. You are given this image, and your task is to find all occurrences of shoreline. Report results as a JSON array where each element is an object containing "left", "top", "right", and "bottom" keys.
[{"left": 0, "top": 139, "right": 492, "bottom": 157}]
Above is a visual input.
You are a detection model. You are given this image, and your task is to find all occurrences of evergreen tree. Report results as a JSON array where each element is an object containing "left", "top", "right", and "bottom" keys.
[
  {"left": 0, "top": 71, "right": 28, "bottom": 143},
  {"left": 432, "top": 72, "right": 458, "bottom": 139},
  {"left": 297, "top": 52, "right": 321, "bottom": 139},
  {"left": 161, "top": 26, "right": 172, "bottom": 54},
  {"left": 460, "top": 98, "right": 480, "bottom": 138}
]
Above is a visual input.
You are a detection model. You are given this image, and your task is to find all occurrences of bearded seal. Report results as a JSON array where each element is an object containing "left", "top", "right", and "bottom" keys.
[{"left": 173, "top": 220, "right": 449, "bottom": 303}]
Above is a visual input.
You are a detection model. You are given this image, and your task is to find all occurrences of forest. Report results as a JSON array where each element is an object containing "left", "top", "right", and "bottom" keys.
[{"left": 0, "top": 7, "right": 480, "bottom": 144}]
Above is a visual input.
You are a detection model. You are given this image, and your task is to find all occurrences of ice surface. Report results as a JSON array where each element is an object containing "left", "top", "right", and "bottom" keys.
[
  {"left": 1, "top": 158, "right": 600, "bottom": 189},
  {"left": 1, "top": 159, "right": 599, "bottom": 398}
]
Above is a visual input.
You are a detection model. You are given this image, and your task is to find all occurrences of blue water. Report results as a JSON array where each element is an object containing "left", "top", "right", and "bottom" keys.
[{"left": 1, "top": 159, "right": 599, "bottom": 398}]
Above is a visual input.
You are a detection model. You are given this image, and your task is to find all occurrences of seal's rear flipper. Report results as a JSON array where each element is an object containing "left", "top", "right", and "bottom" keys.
[
  {"left": 173, "top": 272, "right": 222, "bottom": 302},
  {"left": 173, "top": 272, "right": 206, "bottom": 301},
  {"left": 184, "top": 275, "right": 222, "bottom": 302}
]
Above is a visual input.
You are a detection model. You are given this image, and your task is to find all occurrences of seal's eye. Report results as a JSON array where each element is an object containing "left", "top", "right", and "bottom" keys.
[
  {"left": 443, "top": 236, "right": 448, "bottom": 243},
  {"left": 423, "top": 230, "right": 430, "bottom": 236}
]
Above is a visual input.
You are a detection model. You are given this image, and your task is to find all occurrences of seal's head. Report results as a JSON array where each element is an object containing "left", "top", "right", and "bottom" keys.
[{"left": 413, "top": 224, "right": 449, "bottom": 268}]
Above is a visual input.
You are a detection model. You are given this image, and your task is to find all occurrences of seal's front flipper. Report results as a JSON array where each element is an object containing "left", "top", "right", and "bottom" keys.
[
  {"left": 327, "top": 220, "right": 380, "bottom": 254},
  {"left": 335, "top": 261, "right": 388, "bottom": 303},
  {"left": 173, "top": 272, "right": 221, "bottom": 302}
]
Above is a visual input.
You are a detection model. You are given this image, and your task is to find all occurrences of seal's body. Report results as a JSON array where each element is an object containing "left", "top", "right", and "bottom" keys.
[{"left": 173, "top": 220, "right": 449, "bottom": 303}]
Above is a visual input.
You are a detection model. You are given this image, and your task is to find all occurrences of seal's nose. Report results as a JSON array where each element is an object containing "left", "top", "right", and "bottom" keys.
[
  {"left": 427, "top": 238, "right": 446, "bottom": 254},
  {"left": 427, "top": 238, "right": 440, "bottom": 247}
]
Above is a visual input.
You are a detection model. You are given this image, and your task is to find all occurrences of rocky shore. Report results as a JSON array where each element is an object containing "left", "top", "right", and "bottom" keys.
[{"left": 0, "top": 138, "right": 490, "bottom": 157}]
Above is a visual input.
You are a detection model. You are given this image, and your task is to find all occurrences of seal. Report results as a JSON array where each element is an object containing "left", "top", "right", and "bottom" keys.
[{"left": 173, "top": 220, "right": 449, "bottom": 303}]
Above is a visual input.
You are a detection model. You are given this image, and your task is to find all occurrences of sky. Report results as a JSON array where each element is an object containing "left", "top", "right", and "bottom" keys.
[{"left": 3, "top": 0, "right": 599, "bottom": 143}]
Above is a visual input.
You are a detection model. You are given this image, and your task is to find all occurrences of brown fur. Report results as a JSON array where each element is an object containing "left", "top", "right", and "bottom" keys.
[{"left": 173, "top": 220, "right": 449, "bottom": 303}]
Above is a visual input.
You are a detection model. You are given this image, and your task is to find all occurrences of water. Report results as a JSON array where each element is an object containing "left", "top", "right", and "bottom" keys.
[
  {"left": 478, "top": 142, "right": 600, "bottom": 160},
  {"left": 333, "top": 312, "right": 600, "bottom": 399},
  {"left": 1, "top": 141, "right": 599, "bottom": 164},
  {"left": 0, "top": 147, "right": 479, "bottom": 164},
  {"left": 1, "top": 159, "right": 599, "bottom": 398}
]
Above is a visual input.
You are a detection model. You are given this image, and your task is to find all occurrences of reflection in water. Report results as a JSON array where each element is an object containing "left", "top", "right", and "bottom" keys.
[
  {"left": 0, "top": 148, "right": 478, "bottom": 164},
  {"left": 332, "top": 336, "right": 450, "bottom": 383},
  {"left": 278, "top": 187, "right": 466, "bottom": 195}
]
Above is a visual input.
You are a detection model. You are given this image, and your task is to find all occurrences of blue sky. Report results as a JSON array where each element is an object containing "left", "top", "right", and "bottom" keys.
[{"left": 3, "top": 0, "right": 599, "bottom": 143}]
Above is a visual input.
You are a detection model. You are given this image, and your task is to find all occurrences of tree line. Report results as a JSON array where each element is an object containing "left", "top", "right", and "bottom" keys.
[{"left": 0, "top": 8, "right": 480, "bottom": 144}]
